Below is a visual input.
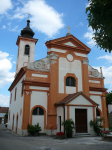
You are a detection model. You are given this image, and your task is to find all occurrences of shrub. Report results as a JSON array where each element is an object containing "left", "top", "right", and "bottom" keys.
[
  {"left": 62, "top": 119, "right": 75, "bottom": 134},
  {"left": 27, "top": 123, "right": 42, "bottom": 136},
  {"left": 90, "top": 117, "right": 104, "bottom": 135}
]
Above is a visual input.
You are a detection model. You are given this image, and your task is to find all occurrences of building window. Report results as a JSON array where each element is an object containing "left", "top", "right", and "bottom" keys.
[
  {"left": 96, "top": 108, "right": 100, "bottom": 116},
  {"left": 66, "top": 77, "right": 75, "bottom": 86},
  {"left": 10, "top": 93, "right": 12, "bottom": 104},
  {"left": 14, "top": 88, "right": 17, "bottom": 101},
  {"left": 32, "top": 107, "right": 44, "bottom": 115},
  {"left": 24, "top": 45, "right": 30, "bottom": 55}
]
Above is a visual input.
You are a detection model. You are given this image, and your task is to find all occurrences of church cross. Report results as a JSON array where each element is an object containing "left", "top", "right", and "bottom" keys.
[
  {"left": 27, "top": 13, "right": 31, "bottom": 20},
  {"left": 66, "top": 25, "right": 71, "bottom": 33}
]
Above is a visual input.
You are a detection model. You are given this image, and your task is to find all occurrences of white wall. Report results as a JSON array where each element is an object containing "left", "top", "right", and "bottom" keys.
[
  {"left": 32, "top": 116, "right": 44, "bottom": 132},
  {"left": 108, "top": 104, "right": 112, "bottom": 113},
  {"left": 0, "top": 113, "right": 5, "bottom": 118},
  {"left": 57, "top": 107, "right": 64, "bottom": 132},
  {"left": 69, "top": 95, "right": 92, "bottom": 105},
  {"left": 16, "top": 40, "right": 35, "bottom": 74},
  {"left": 30, "top": 91, "right": 47, "bottom": 132},
  {"left": 90, "top": 95, "right": 102, "bottom": 111},
  {"left": 66, "top": 86, "right": 76, "bottom": 94},
  {"left": 8, "top": 74, "right": 25, "bottom": 135},
  {"left": 59, "top": 57, "right": 82, "bottom": 93}
]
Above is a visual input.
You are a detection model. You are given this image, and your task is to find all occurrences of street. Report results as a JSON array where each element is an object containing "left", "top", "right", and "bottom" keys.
[{"left": 0, "top": 124, "right": 112, "bottom": 150}]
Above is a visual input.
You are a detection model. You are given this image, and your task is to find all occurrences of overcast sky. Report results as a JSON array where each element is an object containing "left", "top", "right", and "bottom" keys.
[{"left": 0, "top": 0, "right": 112, "bottom": 107}]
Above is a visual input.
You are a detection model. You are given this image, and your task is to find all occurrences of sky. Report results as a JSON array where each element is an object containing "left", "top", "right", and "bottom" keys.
[{"left": 0, "top": 0, "right": 112, "bottom": 107}]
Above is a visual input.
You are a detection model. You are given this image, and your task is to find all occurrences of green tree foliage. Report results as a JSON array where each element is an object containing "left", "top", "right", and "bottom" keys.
[
  {"left": 5, "top": 111, "right": 8, "bottom": 118},
  {"left": 86, "top": 0, "right": 112, "bottom": 52},
  {"left": 106, "top": 91, "right": 112, "bottom": 105}
]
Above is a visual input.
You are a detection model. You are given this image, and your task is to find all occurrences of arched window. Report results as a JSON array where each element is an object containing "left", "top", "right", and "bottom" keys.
[
  {"left": 66, "top": 77, "right": 75, "bottom": 86},
  {"left": 24, "top": 45, "right": 30, "bottom": 55},
  {"left": 96, "top": 108, "right": 100, "bottom": 116},
  {"left": 32, "top": 107, "right": 44, "bottom": 115}
]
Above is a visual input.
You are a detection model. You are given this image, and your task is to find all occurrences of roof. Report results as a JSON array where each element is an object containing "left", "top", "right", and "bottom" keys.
[
  {"left": 54, "top": 91, "right": 98, "bottom": 106},
  {"left": 0, "top": 107, "right": 9, "bottom": 113},
  {"left": 8, "top": 67, "right": 26, "bottom": 91},
  {"left": 21, "top": 20, "right": 35, "bottom": 38}
]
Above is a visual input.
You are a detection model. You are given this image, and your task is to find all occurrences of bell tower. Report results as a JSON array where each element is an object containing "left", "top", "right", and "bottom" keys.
[{"left": 15, "top": 20, "right": 38, "bottom": 75}]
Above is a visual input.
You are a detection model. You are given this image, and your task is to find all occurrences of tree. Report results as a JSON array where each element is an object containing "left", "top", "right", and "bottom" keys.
[
  {"left": 86, "top": 0, "right": 112, "bottom": 52},
  {"left": 4, "top": 111, "right": 8, "bottom": 118},
  {"left": 106, "top": 91, "right": 112, "bottom": 105}
]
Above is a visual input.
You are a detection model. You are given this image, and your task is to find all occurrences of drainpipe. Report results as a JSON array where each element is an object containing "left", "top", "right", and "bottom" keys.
[{"left": 62, "top": 105, "right": 65, "bottom": 134}]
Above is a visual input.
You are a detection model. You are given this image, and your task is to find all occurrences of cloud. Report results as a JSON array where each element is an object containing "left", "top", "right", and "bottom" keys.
[
  {"left": 11, "top": 0, "right": 64, "bottom": 37},
  {"left": 0, "top": 0, "right": 13, "bottom": 14},
  {"left": 97, "top": 54, "right": 112, "bottom": 63},
  {"left": 13, "top": 61, "right": 16, "bottom": 64},
  {"left": 2, "top": 25, "right": 6, "bottom": 29},
  {"left": 84, "top": 27, "right": 95, "bottom": 47},
  {"left": 0, "top": 51, "right": 15, "bottom": 88},
  {"left": 79, "top": 22, "right": 84, "bottom": 26},
  {"left": 9, "top": 25, "right": 19, "bottom": 32},
  {"left": 85, "top": 1, "right": 91, "bottom": 8},
  {"left": 7, "top": 22, "right": 11, "bottom": 26},
  {"left": 0, "top": 94, "right": 9, "bottom": 106}
]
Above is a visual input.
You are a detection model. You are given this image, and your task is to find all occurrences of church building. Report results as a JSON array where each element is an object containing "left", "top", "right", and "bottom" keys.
[{"left": 8, "top": 20, "right": 108, "bottom": 136}]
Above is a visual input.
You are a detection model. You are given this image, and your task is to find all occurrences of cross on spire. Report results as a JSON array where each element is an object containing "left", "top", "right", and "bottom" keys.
[
  {"left": 66, "top": 25, "right": 71, "bottom": 33},
  {"left": 27, "top": 13, "right": 31, "bottom": 20}
]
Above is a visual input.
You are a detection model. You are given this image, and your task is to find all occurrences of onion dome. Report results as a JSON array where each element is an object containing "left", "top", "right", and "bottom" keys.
[{"left": 21, "top": 20, "right": 34, "bottom": 38}]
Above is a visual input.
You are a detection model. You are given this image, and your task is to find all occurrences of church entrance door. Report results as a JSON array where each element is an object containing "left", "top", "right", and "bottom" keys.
[{"left": 75, "top": 109, "right": 87, "bottom": 133}]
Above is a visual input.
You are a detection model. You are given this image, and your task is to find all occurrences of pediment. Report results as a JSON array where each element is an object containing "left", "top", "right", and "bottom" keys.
[
  {"left": 63, "top": 42, "right": 76, "bottom": 47},
  {"left": 68, "top": 95, "right": 93, "bottom": 105},
  {"left": 54, "top": 91, "right": 98, "bottom": 106},
  {"left": 45, "top": 34, "right": 91, "bottom": 54}
]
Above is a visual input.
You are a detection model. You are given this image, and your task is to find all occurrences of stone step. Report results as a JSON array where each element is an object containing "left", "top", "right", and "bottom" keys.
[{"left": 75, "top": 133, "right": 91, "bottom": 137}]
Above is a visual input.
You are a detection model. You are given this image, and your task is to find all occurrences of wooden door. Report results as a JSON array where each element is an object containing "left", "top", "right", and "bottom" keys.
[{"left": 75, "top": 109, "right": 87, "bottom": 133}]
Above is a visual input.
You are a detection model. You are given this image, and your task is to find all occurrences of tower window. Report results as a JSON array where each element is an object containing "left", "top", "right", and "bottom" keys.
[
  {"left": 24, "top": 45, "right": 30, "bottom": 55},
  {"left": 32, "top": 107, "right": 44, "bottom": 115},
  {"left": 66, "top": 77, "right": 75, "bottom": 86}
]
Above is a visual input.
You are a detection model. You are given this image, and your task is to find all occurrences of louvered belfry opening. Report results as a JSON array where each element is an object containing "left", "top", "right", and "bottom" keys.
[{"left": 24, "top": 45, "right": 30, "bottom": 55}]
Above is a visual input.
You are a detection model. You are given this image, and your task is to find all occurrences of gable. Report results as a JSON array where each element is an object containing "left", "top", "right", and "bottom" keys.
[
  {"left": 64, "top": 42, "right": 76, "bottom": 47},
  {"left": 45, "top": 34, "right": 91, "bottom": 54},
  {"left": 68, "top": 95, "right": 92, "bottom": 105}
]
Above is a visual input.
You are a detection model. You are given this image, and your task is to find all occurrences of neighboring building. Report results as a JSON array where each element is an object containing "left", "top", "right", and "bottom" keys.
[
  {"left": 0, "top": 107, "right": 9, "bottom": 124},
  {"left": 8, "top": 20, "right": 108, "bottom": 136}
]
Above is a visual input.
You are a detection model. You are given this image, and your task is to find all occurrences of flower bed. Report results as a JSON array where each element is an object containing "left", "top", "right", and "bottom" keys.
[
  {"left": 54, "top": 132, "right": 66, "bottom": 139},
  {"left": 101, "top": 130, "right": 110, "bottom": 136}
]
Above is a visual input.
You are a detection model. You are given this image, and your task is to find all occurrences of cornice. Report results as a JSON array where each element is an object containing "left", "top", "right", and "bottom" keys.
[
  {"left": 16, "top": 36, "right": 38, "bottom": 45},
  {"left": 89, "top": 87, "right": 107, "bottom": 92},
  {"left": 46, "top": 43, "right": 90, "bottom": 54},
  {"left": 22, "top": 79, "right": 50, "bottom": 87}
]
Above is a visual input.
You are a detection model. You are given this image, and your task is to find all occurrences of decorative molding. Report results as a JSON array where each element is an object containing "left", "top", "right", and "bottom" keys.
[
  {"left": 93, "top": 69, "right": 99, "bottom": 77},
  {"left": 24, "top": 91, "right": 32, "bottom": 95},
  {"left": 83, "top": 59, "right": 89, "bottom": 64},
  {"left": 51, "top": 60, "right": 57, "bottom": 65}
]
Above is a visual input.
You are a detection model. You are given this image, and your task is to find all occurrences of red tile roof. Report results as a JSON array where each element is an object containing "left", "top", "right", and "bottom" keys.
[
  {"left": 54, "top": 91, "right": 98, "bottom": 106},
  {"left": 0, "top": 107, "right": 9, "bottom": 113}
]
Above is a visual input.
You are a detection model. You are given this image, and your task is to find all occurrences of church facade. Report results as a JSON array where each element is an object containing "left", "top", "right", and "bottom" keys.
[{"left": 8, "top": 20, "right": 108, "bottom": 136}]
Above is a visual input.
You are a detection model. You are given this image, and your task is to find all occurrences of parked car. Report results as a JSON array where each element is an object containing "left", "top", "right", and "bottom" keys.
[{"left": 5, "top": 123, "right": 8, "bottom": 127}]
